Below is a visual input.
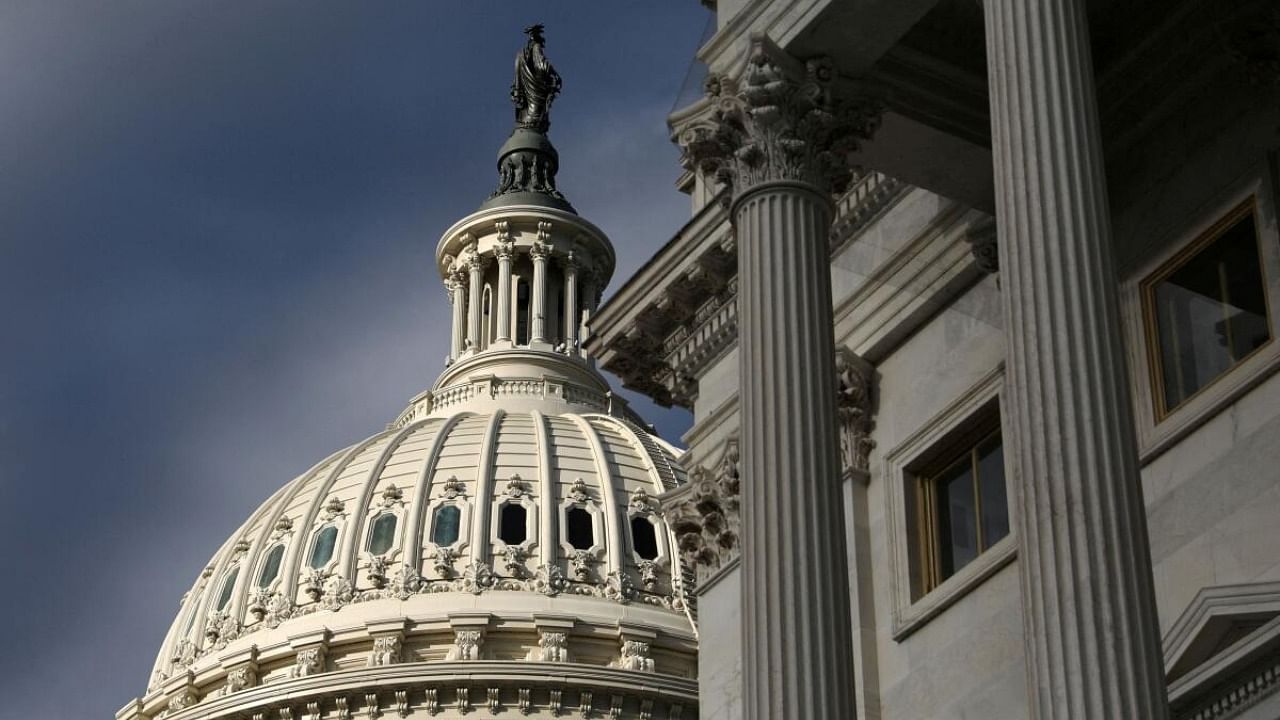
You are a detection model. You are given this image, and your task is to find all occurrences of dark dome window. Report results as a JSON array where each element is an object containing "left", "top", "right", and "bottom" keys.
[
  {"left": 215, "top": 566, "right": 239, "bottom": 612},
  {"left": 433, "top": 505, "right": 461, "bottom": 546},
  {"left": 566, "top": 507, "right": 594, "bottom": 550},
  {"left": 631, "top": 516, "right": 660, "bottom": 560},
  {"left": 499, "top": 503, "right": 528, "bottom": 545},
  {"left": 256, "top": 544, "right": 284, "bottom": 588},
  {"left": 308, "top": 525, "right": 338, "bottom": 569},
  {"left": 367, "top": 513, "right": 397, "bottom": 556}
]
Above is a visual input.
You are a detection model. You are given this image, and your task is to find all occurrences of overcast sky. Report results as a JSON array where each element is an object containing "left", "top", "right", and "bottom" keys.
[{"left": 0, "top": 3, "right": 707, "bottom": 715}]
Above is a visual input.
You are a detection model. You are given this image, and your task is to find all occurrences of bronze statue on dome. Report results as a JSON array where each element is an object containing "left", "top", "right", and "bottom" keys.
[{"left": 511, "top": 24, "right": 562, "bottom": 133}]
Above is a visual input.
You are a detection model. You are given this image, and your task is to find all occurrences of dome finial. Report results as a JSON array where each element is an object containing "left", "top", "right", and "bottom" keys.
[{"left": 483, "top": 25, "right": 574, "bottom": 212}]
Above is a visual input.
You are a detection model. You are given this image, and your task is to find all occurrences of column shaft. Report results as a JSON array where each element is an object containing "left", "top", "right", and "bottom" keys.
[
  {"left": 531, "top": 248, "right": 548, "bottom": 344},
  {"left": 983, "top": 1, "right": 1169, "bottom": 717},
  {"left": 496, "top": 248, "right": 513, "bottom": 343},
  {"left": 563, "top": 261, "right": 578, "bottom": 354},
  {"left": 449, "top": 277, "right": 466, "bottom": 360},
  {"left": 467, "top": 258, "right": 483, "bottom": 351},
  {"left": 736, "top": 183, "right": 854, "bottom": 719}
]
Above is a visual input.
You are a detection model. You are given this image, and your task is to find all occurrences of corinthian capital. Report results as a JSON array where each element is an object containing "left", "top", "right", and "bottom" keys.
[{"left": 680, "top": 35, "right": 881, "bottom": 204}]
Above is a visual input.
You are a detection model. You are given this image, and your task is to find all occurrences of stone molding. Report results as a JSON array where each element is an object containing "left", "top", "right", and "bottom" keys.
[
  {"left": 128, "top": 661, "right": 699, "bottom": 720},
  {"left": 660, "top": 440, "right": 739, "bottom": 580},
  {"left": 678, "top": 34, "right": 881, "bottom": 204}
]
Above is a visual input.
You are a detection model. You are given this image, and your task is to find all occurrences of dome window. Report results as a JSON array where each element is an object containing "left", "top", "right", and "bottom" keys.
[
  {"left": 433, "top": 505, "right": 462, "bottom": 546},
  {"left": 498, "top": 503, "right": 528, "bottom": 545},
  {"left": 308, "top": 525, "right": 338, "bottom": 569},
  {"left": 215, "top": 566, "right": 239, "bottom": 612},
  {"left": 257, "top": 544, "right": 284, "bottom": 588},
  {"left": 367, "top": 513, "right": 397, "bottom": 556},
  {"left": 631, "top": 516, "right": 660, "bottom": 561},
  {"left": 566, "top": 507, "right": 594, "bottom": 550}
]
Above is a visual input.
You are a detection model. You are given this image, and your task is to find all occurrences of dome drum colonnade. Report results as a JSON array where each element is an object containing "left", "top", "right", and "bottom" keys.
[
  {"left": 120, "top": 27, "right": 698, "bottom": 720},
  {"left": 438, "top": 207, "right": 612, "bottom": 367}
]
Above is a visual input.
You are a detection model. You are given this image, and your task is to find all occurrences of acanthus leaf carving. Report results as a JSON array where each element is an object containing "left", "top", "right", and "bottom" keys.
[
  {"left": 679, "top": 37, "right": 881, "bottom": 204},
  {"left": 661, "top": 439, "right": 740, "bottom": 574},
  {"left": 445, "top": 629, "right": 485, "bottom": 661},
  {"left": 834, "top": 347, "right": 876, "bottom": 477}
]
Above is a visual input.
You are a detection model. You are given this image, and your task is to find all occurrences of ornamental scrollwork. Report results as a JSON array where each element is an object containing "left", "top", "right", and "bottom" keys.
[
  {"left": 526, "top": 631, "right": 569, "bottom": 662},
  {"left": 368, "top": 635, "right": 403, "bottom": 667},
  {"left": 445, "top": 629, "right": 485, "bottom": 661},
  {"left": 613, "top": 640, "right": 655, "bottom": 673},
  {"left": 289, "top": 647, "right": 325, "bottom": 678}
]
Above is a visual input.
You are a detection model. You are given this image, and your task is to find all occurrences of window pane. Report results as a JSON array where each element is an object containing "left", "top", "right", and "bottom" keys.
[
  {"left": 216, "top": 566, "right": 239, "bottom": 611},
  {"left": 309, "top": 525, "right": 338, "bottom": 569},
  {"left": 934, "top": 459, "right": 978, "bottom": 580},
  {"left": 433, "top": 505, "right": 461, "bottom": 546},
  {"left": 631, "top": 516, "right": 660, "bottom": 560},
  {"left": 1153, "top": 210, "right": 1269, "bottom": 410},
  {"left": 976, "top": 437, "right": 1009, "bottom": 547},
  {"left": 499, "top": 504, "right": 527, "bottom": 545},
  {"left": 567, "top": 507, "right": 594, "bottom": 550},
  {"left": 368, "top": 513, "right": 397, "bottom": 556},
  {"left": 257, "top": 544, "right": 284, "bottom": 587}
]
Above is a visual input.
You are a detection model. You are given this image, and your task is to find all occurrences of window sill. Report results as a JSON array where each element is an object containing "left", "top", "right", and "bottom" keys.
[{"left": 890, "top": 536, "right": 1016, "bottom": 641}]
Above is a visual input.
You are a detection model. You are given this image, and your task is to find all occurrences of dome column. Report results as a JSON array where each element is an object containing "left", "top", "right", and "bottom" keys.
[
  {"left": 495, "top": 224, "right": 514, "bottom": 345},
  {"left": 466, "top": 240, "right": 487, "bottom": 352},
  {"left": 447, "top": 270, "right": 468, "bottom": 361},
  {"left": 563, "top": 250, "right": 579, "bottom": 355},
  {"left": 983, "top": 0, "right": 1169, "bottom": 715},
  {"left": 580, "top": 273, "right": 597, "bottom": 347},
  {"left": 682, "top": 37, "right": 880, "bottom": 719},
  {"left": 530, "top": 226, "right": 552, "bottom": 345}
]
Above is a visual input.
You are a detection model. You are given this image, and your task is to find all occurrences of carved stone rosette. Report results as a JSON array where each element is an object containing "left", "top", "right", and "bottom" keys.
[{"left": 679, "top": 35, "right": 881, "bottom": 205}]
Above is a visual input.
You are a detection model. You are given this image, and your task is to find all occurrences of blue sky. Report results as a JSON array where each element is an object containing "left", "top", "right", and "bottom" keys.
[{"left": 0, "top": 3, "right": 705, "bottom": 715}]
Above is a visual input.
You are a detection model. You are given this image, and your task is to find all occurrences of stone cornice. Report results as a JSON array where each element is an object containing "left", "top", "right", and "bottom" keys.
[{"left": 587, "top": 171, "right": 905, "bottom": 409}]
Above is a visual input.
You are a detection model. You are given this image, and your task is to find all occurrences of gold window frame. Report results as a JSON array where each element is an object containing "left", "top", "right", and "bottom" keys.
[
  {"left": 1140, "top": 197, "right": 1273, "bottom": 421},
  {"left": 914, "top": 421, "right": 1004, "bottom": 597}
]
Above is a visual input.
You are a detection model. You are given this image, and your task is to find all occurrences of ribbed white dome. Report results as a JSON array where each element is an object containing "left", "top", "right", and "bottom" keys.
[{"left": 149, "top": 408, "right": 692, "bottom": 692}]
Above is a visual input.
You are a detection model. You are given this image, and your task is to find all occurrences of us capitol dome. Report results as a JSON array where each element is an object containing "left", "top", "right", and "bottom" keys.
[{"left": 119, "top": 27, "right": 698, "bottom": 720}]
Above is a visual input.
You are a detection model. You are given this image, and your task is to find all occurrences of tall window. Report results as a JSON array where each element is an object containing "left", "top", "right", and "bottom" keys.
[
  {"left": 481, "top": 286, "right": 492, "bottom": 349},
  {"left": 917, "top": 426, "right": 1008, "bottom": 595},
  {"left": 515, "top": 278, "right": 530, "bottom": 345},
  {"left": 1143, "top": 198, "right": 1271, "bottom": 417}
]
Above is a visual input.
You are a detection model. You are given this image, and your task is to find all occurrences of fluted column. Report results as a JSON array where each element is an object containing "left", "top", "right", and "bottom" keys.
[
  {"left": 447, "top": 271, "right": 467, "bottom": 361},
  {"left": 530, "top": 224, "right": 552, "bottom": 345},
  {"left": 466, "top": 243, "right": 485, "bottom": 352},
  {"left": 579, "top": 273, "right": 597, "bottom": 344},
  {"left": 562, "top": 250, "right": 579, "bottom": 355},
  {"left": 495, "top": 224, "right": 514, "bottom": 344},
  {"left": 983, "top": 2, "right": 1169, "bottom": 717},
  {"left": 681, "top": 37, "right": 880, "bottom": 720}
]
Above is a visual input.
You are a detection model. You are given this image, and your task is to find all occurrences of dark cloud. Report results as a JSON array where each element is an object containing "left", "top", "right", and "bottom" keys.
[{"left": 0, "top": 3, "right": 703, "bottom": 715}]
